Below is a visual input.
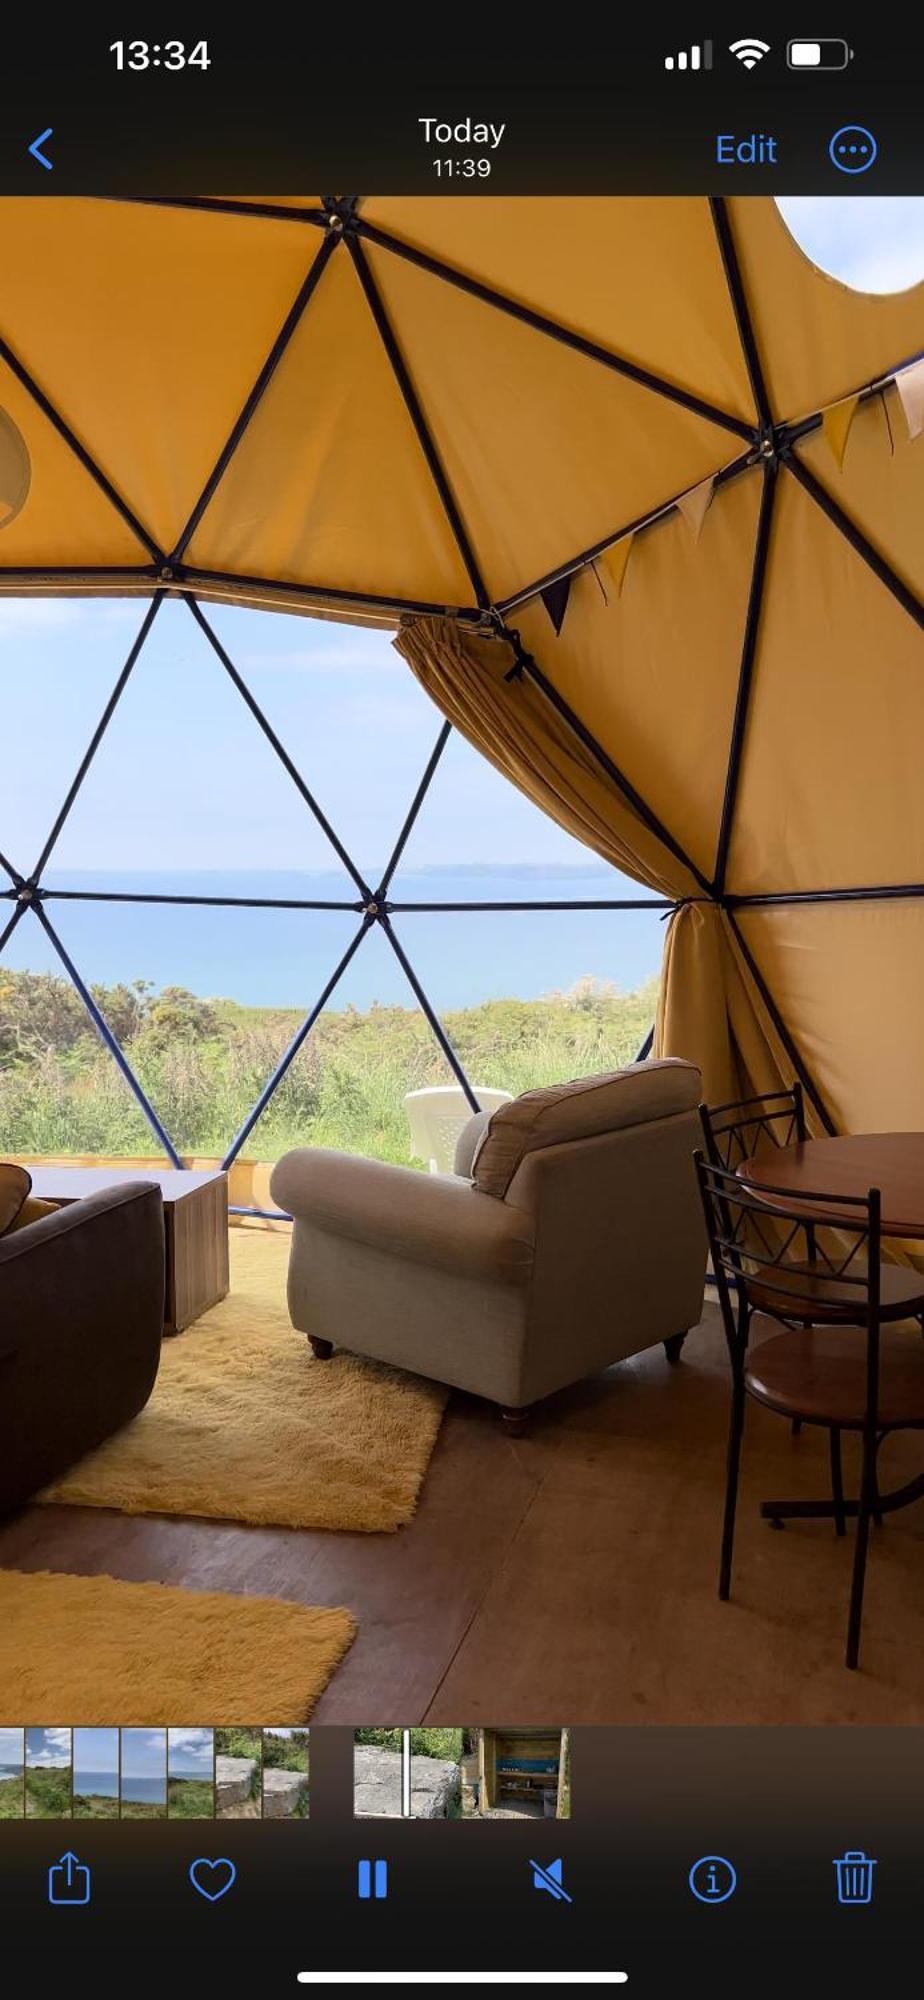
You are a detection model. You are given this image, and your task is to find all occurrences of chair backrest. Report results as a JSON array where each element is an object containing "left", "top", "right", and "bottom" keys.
[
  {"left": 694, "top": 1151, "right": 882, "bottom": 1414},
  {"left": 471, "top": 1059, "right": 701, "bottom": 1200},
  {"left": 404, "top": 1085, "right": 513, "bottom": 1175},
  {"left": 699, "top": 1084, "right": 806, "bottom": 1173}
]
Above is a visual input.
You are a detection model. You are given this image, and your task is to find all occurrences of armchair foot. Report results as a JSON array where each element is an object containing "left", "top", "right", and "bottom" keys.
[
  {"left": 308, "top": 1336, "right": 334, "bottom": 1361},
  {"left": 663, "top": 1332, "right": 688, "bottom": 1365},
  {"left": 501, "top": 1406, "right": 531, "bottom": 1437}
]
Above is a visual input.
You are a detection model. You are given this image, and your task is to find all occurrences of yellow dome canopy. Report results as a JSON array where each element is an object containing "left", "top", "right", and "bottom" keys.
[{"left": 1, "top": 192, "right": 923, "bottom": 1135}]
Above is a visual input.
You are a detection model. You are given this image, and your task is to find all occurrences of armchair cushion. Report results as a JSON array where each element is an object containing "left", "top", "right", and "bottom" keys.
[
  {"left": 271, "top": 1147, "right": 534, "bottom": 1285},
  {"left": 5, "top": 1195, "right": 59, "bottom": 1233},
  {"left": 471, "top": 1059, "right": 702, "bottom": 1199},
  {"left": 0, "top": 1162, "right": 32, "bottom": 1236}
]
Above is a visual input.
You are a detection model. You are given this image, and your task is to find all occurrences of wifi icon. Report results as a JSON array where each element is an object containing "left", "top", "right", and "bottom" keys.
[{"left": 730, "top": 37, "right": 771, "bottom": 68}]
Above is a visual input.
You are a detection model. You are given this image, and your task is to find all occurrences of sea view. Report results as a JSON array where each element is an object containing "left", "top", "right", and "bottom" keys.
[
  {"left": 121, "top": 1776, "right": 167, "bottom": 1805},
  {"left": 74, "top": 1770, "right": 119, "bottom": 1799},
  {"left": 6, "top": 865, "right": 665, "bottom": 1012}
]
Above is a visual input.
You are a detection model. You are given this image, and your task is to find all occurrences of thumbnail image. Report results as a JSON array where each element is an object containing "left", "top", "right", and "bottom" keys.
[
  {"left": 168, "top": 1729, "right": 215, "bottom": 1820},
  {"left": 262, "top": 1728, "right": 310, "bottom": 1819},
  {"left": 0, "top": 1729, "right": 25, "bottom": 1820},
  {"left": 474, "top": 1730, "right": 571, "bottom": 1820},
  {"left": 25, "top": 1729, "right": 72, "bottom": 1820},
  {"left": 120, "top": 1728, "right": 167, "bottom": 1821},
  {"left": 354, "top": 1727, "right": 404, "bottom": 1817},
  {"left": 355, "top": 1729, "right": 467, "bottom": 1819},
  {"left": 73, "top": 1728, "right": 120, "bottom": 1820},
  {"left": 354, "top": 1728, "right": 572, "bottom": 1819},
  {"left": 215, "top": 1728, "right": 263, "bottom": 1820}
]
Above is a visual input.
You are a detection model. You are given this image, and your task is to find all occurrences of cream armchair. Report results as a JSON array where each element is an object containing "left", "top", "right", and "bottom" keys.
[{"left": 270, "top": 1059, "right": 707, "bottom": 1431}]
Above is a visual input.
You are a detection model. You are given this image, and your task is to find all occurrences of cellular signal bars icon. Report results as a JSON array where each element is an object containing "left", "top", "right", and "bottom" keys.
[{"left": 665, "top": 41, "right": 713, "bottom": 71}]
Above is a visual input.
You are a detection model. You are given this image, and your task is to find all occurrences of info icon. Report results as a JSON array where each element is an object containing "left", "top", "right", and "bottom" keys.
[{"left": 689, "top": 1855, "right": 737, "bottom": 1904}]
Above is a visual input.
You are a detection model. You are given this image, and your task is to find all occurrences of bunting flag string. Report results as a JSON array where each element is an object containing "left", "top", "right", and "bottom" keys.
[
  {"left": 601, "top": 533, "right": 635, "bottom": 597},
  {"left": 821, "top": 393, "right": 860, "bottom": 470},
  {"left": 539, "top": 573, "right": 574, "bottom": 635},
  {"left": 675, "top": 474, "right": 715, "bottom": 540},
  {"left": 894, "top": 357, "right": 924, "bottom": 442}
]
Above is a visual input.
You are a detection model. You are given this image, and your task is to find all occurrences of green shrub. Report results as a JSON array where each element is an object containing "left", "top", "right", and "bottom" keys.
[{"left": 0, "top": 970, "right": 658, "bottom": 1165}]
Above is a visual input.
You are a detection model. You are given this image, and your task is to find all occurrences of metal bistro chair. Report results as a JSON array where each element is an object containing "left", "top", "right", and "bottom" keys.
[
  {"left": 699, "top": 1082, "right": 808, "bottom": 1172},
  {"left": 694, "top": 1153, "right": 924, "bottom": 1670},
  {"left": 701, "top": 1086, "right": 810, "bottom": 1436}
]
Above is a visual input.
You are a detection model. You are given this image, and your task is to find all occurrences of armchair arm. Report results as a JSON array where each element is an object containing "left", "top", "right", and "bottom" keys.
[
  {"left": 271, "top": 1148, "right": 534, "bottom": 1285},
  {"left": 0, "top": 1182, "right": 165, "bottom": 1512}
]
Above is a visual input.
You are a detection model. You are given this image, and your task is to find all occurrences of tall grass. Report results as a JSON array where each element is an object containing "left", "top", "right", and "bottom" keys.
[{"left": 0, "top": 975, "right": 658, "bottom": 1166}]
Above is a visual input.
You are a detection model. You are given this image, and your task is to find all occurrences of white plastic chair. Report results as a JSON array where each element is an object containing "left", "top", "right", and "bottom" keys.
[{"left": 404, "top": 1085, "right": 513, "bottom": 1175}]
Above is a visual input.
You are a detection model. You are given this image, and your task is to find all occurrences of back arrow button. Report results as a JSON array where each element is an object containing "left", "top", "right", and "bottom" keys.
[{"left": 28, "top": 127, "right": 54, "bottom": 171}]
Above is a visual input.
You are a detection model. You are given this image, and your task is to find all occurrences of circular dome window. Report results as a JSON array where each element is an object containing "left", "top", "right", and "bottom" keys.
[
  {"left": 0, "top": 408, "right": 31, "bottom": 527},
  {"left": 776, "top": 196, "right": 924, "bottom": 294}
]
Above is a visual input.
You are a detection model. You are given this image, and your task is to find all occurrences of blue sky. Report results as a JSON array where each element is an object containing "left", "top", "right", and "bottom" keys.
[
  {"left": 168, "top": 1727, "right": 214, "bottom": 1776},
  {"left": 73, "top": 1728, "right": 118, "bottom": 1777},
  {"left": 121, "top": 1728, "right": 167, "bottom": 1780},
  {"left": 0, "top": 1728, "right": 23, "bottom": 1770},
  {"left": 778, "top": 196, "right": 924, "bottom": 292},
  {"left": 26, "top": 1727, "right": 71, "bottom": 1767}
]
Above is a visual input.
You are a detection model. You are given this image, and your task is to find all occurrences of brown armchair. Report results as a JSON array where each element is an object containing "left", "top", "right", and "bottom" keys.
[{"left": 0, "top": 1182, "right": 165, "bottom": 1514}]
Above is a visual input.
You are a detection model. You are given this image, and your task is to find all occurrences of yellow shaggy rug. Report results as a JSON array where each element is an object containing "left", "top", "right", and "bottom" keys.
[
  {"left": 41, "top": 1229, "right": 447, "bottom": 1533},
  {"left": 0, "top": 1568, "right": 355, "bottom": 1722}
]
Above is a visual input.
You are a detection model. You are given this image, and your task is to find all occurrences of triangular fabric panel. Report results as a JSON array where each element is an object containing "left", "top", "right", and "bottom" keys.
[
  {"left": 727, "top": 197, "right": 924, "bottom": 423},
  {"left": 360, "top": 196, "right": 758, "bottom": 425},
  {"left": 188, "top": 247, "right": 477, "bottom": 606},
  {"left": 0, "top": 350, "right": 151, "bottom": 564},
  {"left": 0, "top": 198, "right": 325, "bottom": 558},
  {"left": 364, "top": 240, "right": 746, "bottom": 605},
  {"left": 726, "top": 470, "right": 924, "bottom": 896},
  {"left": 736, "top": 900, "right": 924, "bottom": 1134},
  {"left": 513, "top": 468, "right": 763, "bottom": 883},
  {"left": 794, "top": 395, "right": 924, "bottom": 601}
]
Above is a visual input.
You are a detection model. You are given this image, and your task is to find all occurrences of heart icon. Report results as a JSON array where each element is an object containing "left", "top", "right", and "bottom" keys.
[{"left": 189, "top": 1856, "right": 237, "bottom": 1903}]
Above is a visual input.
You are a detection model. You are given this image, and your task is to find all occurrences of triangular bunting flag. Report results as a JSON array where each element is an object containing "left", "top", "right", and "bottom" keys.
[
  {"left": 821, "top": 394, "right": 860, "bottom": 469},
  {"left": 540, "top": 574, "right": 573, "bottom": 635},
  {"left": 894, "top": 358, "right": 924, "bottom": 441},
  {"left": 0, "top": 408, "right": 31, "bottom": 527},
  {"left": 676, "top": 476, "right": 715, "bottom": 541},
  {"left": 601, "top": 533, "right": 635, "bottom": 597}
]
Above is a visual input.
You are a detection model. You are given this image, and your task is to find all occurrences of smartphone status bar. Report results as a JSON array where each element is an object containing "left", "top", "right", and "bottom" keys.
[{"left": 0, "top": 32, "right": 921, "bottom": 192}]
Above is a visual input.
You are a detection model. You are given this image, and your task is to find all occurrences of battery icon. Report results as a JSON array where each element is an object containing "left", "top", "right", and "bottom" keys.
[{"left": 788, "top": 38, "right": 854, "bottom": 69}]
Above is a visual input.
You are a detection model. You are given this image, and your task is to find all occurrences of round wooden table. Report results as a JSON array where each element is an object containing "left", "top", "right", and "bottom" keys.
[
  {"left": 739, "top": 1132, "right": 924, "bottom": 1238},
  {"left": 739, "top": 1131, "right": 924, "bottom": 1532}
]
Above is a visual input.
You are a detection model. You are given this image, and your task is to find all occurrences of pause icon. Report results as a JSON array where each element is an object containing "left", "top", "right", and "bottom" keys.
[{"left": 357, "top": 1858, "right": 389, "bottom": 1900}]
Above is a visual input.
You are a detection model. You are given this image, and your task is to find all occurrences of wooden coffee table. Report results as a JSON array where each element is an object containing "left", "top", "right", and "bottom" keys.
[{"left": 27, "top": 1166, "right": 230, "bottom": 1334}]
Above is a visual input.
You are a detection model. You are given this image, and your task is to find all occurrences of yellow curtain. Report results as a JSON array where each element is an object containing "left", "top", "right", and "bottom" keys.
[{"left": 394, "top": 614, "right": 810, "bottom": 1124}]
